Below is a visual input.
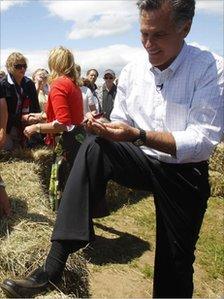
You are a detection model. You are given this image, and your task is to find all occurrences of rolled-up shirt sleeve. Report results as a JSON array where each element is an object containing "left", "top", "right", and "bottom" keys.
[{"left": 173, "top": 58, "right": 224, "bottom": 163}]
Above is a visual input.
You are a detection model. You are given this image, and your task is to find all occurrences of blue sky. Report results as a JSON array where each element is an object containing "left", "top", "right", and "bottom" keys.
[{"left": 0, "top": 0, "right": 223, "bottom": 79}]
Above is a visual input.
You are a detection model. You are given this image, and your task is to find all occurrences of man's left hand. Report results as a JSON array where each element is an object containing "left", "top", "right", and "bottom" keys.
[{"left": 88, "top": 120, "right": 139, "bottom": 142}]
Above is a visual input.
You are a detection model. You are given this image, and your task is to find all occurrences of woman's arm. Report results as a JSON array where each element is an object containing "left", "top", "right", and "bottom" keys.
[
  {"left": 0, "top": 98, "right": 8, "bottom": 147},
  {"left": 23, "top": 121, "right": 67, "bottom": 139},
  {"left": 21, "top": 112, "right": 47, "bottom": 124}
]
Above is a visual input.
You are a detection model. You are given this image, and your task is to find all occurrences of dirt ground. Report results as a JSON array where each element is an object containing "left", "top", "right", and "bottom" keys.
[
  {"left": 0, "top": 151, "right": 223, "bottom": 298},
  {"left": 64, "top": 191, "right": 152, "bottom": 298}
]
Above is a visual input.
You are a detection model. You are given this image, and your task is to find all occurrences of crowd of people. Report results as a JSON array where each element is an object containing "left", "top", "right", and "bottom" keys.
[
  {"left": 0, "top": 51, "right": 117, "bottom": 152},
  {"left": 0, "top": 0, "right": 223, "bottom": 298},
  {"left": 0, "top": 47, "right": 117, "bottom": 211}
]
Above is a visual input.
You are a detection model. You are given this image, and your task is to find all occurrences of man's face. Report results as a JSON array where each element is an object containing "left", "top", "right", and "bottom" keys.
[
  {"left": 140, "top": 3, "right": 191, "bottom": 70},
  {"left": 87, "top": 70, "right": 98, "bottom": 84},
  {"left": 104, "top": 73, "right": 115, "bottom": 89}
]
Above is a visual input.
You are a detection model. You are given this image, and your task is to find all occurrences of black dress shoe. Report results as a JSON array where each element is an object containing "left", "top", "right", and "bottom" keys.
[{"left": 0, "top": 267, "right": 57, "bottom": 298}]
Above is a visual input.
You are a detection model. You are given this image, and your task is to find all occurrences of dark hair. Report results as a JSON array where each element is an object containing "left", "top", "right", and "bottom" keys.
[
  {"left": 137, "top": 0, "right": 195, "bottom": 27},
  {"left": 86, "top": 69, "right": 99, "bottom": 77}
]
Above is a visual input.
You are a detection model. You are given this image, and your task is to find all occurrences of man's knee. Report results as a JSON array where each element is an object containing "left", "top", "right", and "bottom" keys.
[
  {"left": 77, "top": 135, "right": 109, "bottom": 165},
  {"left": 81, "top": 135, "right": 112, "bottom": 154}
]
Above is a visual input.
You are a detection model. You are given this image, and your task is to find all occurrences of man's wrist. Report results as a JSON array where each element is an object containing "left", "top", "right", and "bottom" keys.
[
  {"left": 132, "top": 128, "right": 147, "bottom": 146},
  {"left": 132, "top": 128, "right": 141, "bottom": 140}
]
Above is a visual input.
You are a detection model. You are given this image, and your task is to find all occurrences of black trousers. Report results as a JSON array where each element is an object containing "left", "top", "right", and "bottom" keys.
[{"left": 52, "top": 135, "right": 210, "bottom": 298}]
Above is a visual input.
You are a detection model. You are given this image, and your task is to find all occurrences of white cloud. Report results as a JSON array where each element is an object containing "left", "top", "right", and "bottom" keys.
[
  {"left": 0, "top": 48, "right": 50, "bottom": 77},
  {"left": 0, "top": 0, "right": 28, "bottom": 12},
  {"left": 76, "top": 44, "right": 144, "bottom": 76},
  {"left": 42, "top": 0, "right": 138, "bottom": 40},
  {"left": 196, "top": 0, "right": 224, "bottom": 15},
  {"left": 189, "top": 42, "right": 210, "bottom": 51},
  {"left": 0, "top": 45, "right": 144, "bottom": 79}
]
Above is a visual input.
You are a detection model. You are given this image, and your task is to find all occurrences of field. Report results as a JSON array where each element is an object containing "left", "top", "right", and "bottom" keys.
[{"left": 0, "top": 144, "right": 223, "bottom": 298}]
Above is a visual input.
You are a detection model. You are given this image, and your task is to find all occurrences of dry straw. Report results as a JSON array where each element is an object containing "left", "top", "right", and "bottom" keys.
[
  {"left": 209, "top": 142, "right": 224, "bottom": 197},
  {"left": 0, "top": 142, "right": 223, "bottom": 297},
  {"left": 0, "top": 147, "right": 139, "bottom": 297},
  {"left": 0, "top": 148, "right": 89, "bottom": 298}
]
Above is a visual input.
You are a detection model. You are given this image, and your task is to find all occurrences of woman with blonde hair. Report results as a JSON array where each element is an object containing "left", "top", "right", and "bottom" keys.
[
  {"left": 0, "top": 52, "right": 40, "bottom": 150},
  {"left": 24, "top": 46, "right": 84, "bottom": 209},
  {"left": 32, "top": 68, "right": 49, "bottom": 111}
]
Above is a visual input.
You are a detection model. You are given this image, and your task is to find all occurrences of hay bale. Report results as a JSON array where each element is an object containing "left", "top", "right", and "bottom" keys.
[
  {"left": 209, "top": 143, "right": 224, "bottom": 197},
  {"left": 209, "top": 170, "right": 224, "bottom": 197},
  {"left": 106, "top": 181, "right": 137, "bottom": 203},
  {"left": 209, "top": 142, "right": 224, "bottom": 173},
  {"left": 0, "top": 149, "right": 89, "bottom": 298},
  {"left": 31, "top": 148, "right": 54, "bottom": 189}
]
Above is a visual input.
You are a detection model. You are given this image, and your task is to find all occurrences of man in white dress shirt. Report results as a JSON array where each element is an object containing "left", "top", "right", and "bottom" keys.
[{"left": 1, "top": 0, "right": 223, "bottom": 298}]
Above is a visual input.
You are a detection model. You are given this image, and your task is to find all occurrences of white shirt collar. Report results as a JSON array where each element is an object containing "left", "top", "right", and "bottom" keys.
[{"left": 7, "top": 73, "right": 14, "bottom": 85}]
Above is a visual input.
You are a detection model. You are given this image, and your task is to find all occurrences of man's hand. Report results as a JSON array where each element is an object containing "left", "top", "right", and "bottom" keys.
[
  {"left": 86, "top": 116, "right": 139, "bottom": 142},
  {"left": 82, "top": 111, "right": 105, "bottom": 133},
  {"left": 0, "top": 187, "right": 10, "bottom": 218},
  {"left": 103, "top": 121, "right": 139, "bottom": 142}
]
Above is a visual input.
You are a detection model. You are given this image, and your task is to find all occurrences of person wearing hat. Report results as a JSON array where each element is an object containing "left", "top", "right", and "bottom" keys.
[{"left": 98, "top": 69, "right": 117, "bottom": 121}]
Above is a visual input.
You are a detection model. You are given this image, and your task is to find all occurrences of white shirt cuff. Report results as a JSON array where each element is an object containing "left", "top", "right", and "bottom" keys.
[
  {"left": 172, "top": 130, "right": 198, "bottom": 163},
  {"left": 52, "top": 120, "right": 75, "bottom": 132}
]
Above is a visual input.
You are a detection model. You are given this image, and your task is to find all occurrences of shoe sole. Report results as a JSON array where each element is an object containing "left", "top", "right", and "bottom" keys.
[
  {"left": 1, "top": 284, "right": 21, "bottom": 298},
  {"left": 0, "top": 283, "right": 50, "bottom": 298}
]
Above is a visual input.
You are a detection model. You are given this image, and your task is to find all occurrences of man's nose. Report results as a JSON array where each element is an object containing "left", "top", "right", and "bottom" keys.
[{"left": 145, "top": 36, "right": 154, "bottom": 48}]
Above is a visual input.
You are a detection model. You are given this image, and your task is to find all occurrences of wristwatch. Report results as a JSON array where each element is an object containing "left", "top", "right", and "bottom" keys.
[{"left": 133, "top": 129, "right": 147, "bottom": 146}]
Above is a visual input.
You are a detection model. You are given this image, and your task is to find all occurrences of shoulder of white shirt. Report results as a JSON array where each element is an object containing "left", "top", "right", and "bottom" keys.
[{"left": 120, "top": 42, "right": 223, "bottom": 75}]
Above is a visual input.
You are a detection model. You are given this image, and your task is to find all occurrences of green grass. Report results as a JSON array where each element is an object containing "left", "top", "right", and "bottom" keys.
[
  {"left": 0, "top": 147, "right": 223, "bottom": 298},
  {"left": 141, "top": 264, "right": 154, "bottom": 279},
  {"left": 197, "top": 198, "right": 224, "bottom": 282}
]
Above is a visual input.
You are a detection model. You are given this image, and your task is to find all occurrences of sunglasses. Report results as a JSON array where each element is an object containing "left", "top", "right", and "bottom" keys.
[
  {"left": 14, "top": 64, "right": 27, "bottom": 70},
  {"left": 104, "top": 76, "right": 114, "bottom": 80}
]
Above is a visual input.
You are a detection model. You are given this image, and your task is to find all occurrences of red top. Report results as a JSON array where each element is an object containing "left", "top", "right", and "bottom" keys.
[{"left": 46, "top": 76, "right": 83, "bottom": 125}]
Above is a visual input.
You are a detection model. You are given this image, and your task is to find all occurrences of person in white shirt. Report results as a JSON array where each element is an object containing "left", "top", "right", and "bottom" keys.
[
  {"left": 1, "top": 0, "right": 223, "bottom": 298},
  {"left": 75, "top": 64, "right": 97, "bottom": 115},
  {"left": 84, "top": 68, "right": 101, "bottom": 112}
]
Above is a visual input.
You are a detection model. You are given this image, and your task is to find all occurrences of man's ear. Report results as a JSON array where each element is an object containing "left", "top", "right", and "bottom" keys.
[{"left": 182, "top": 20, "right": 192, "bottom": 38}]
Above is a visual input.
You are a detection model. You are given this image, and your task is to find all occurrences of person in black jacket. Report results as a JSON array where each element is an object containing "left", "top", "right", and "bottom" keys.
[
  {"left": 0, "top": 52, "right": 41, "bottom": 150},
  {"left": 0, "top": 87, "right": 10, "bottom": 218}
]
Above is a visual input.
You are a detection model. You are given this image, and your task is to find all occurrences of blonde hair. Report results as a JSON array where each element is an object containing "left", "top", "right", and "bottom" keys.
[
  {"left": 6, "top": 52, "right": 27, "bottom": 74},
  {"left": 74, "top": 64, "right": 83, "bottom": 87},
  {"left": 32, "top": 68, "right": 49, "bottom": 81},
  {"left": 48, "top": 46, "right": 77, "bottom": 84}
]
